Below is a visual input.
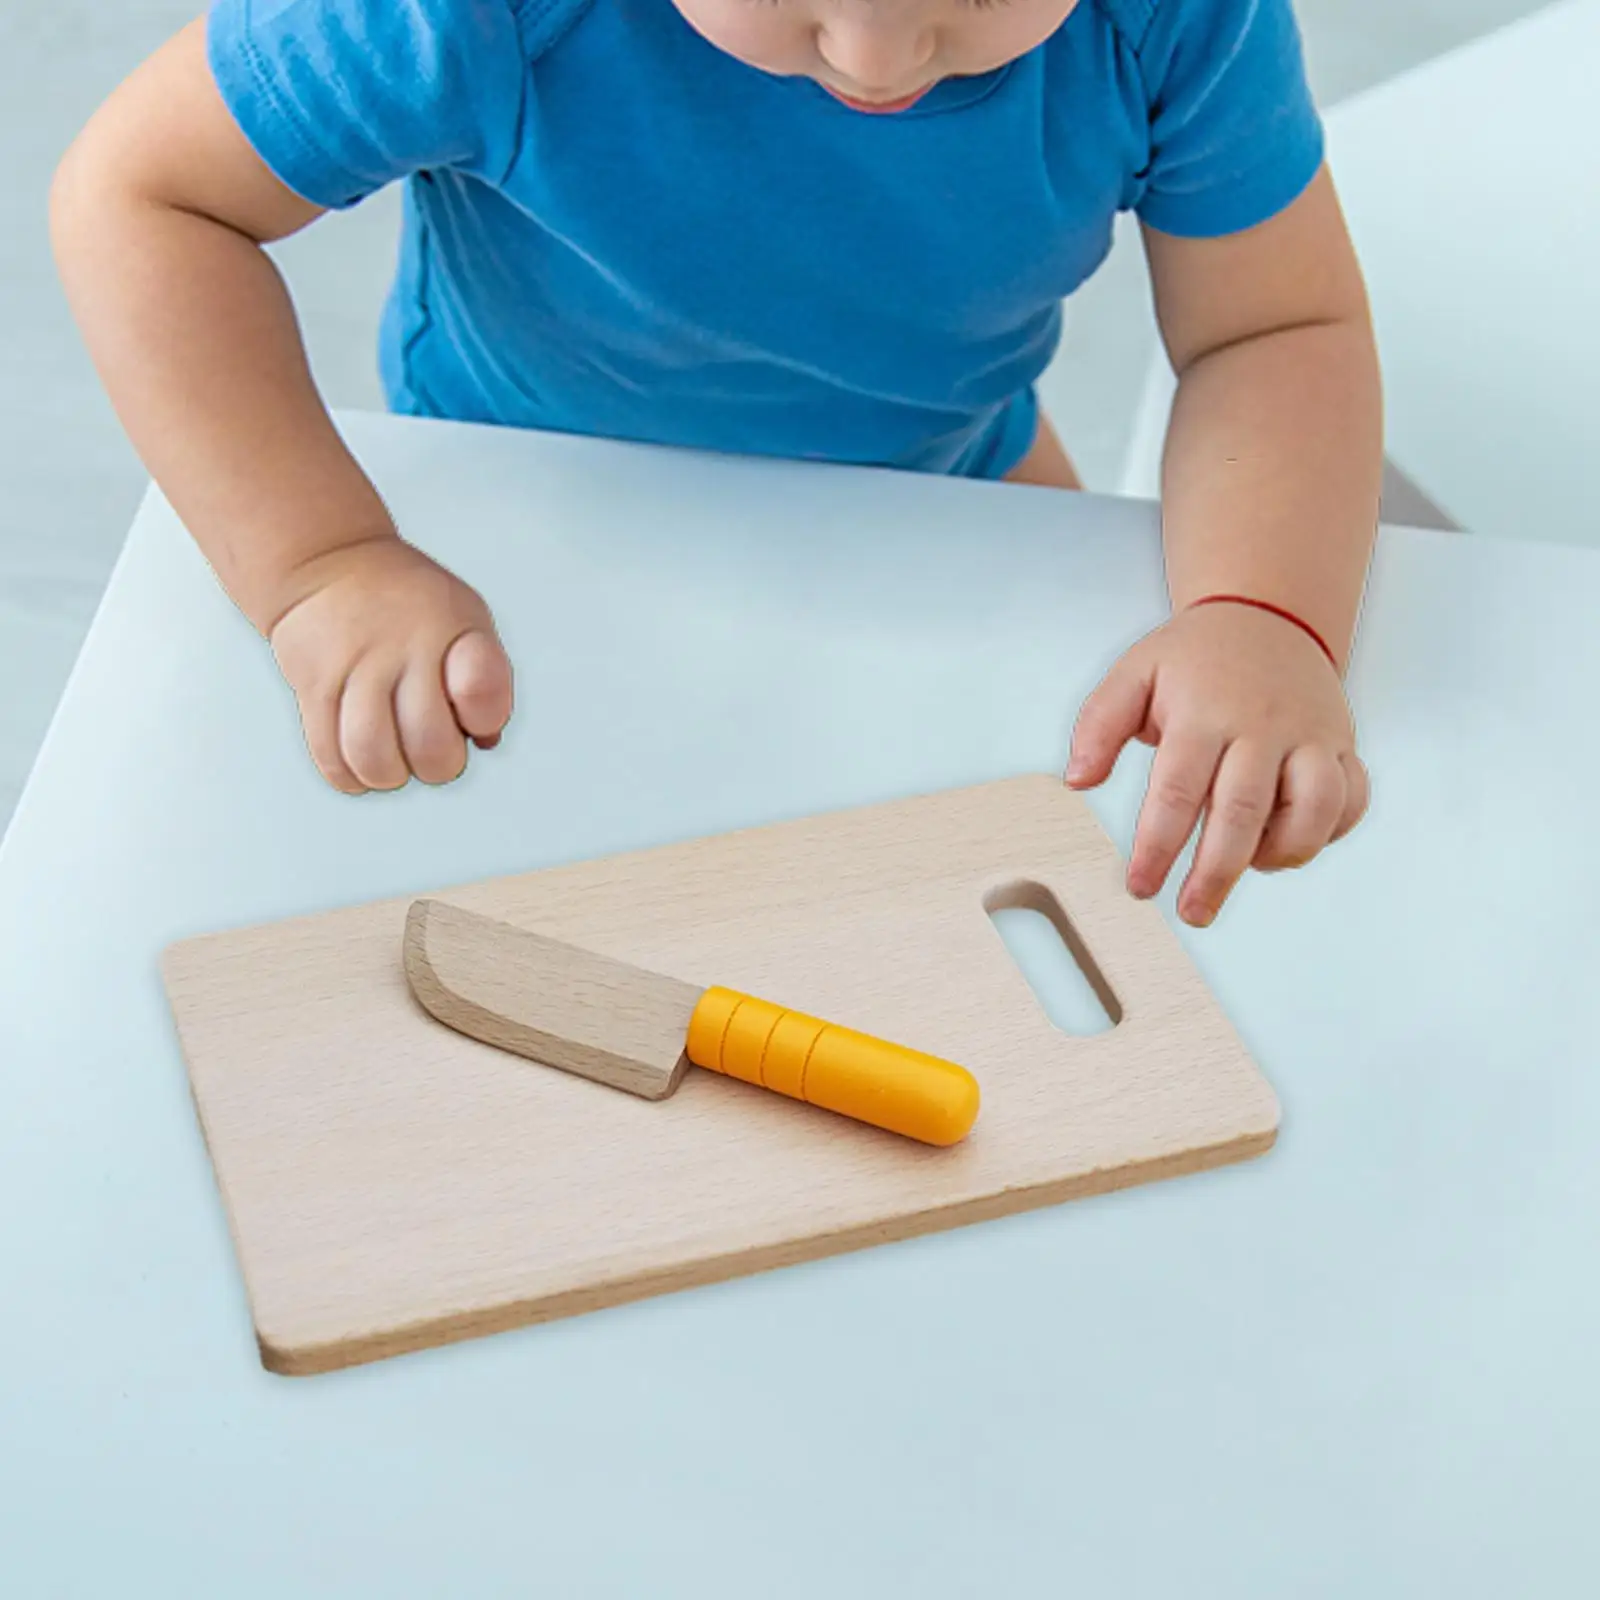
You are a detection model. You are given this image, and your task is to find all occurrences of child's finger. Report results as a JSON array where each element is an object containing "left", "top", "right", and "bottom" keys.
[
  {"left": 1178, "top": 742, "right": 1281, "bottom": 925},
  {"left": 296, "top": 682, "right": 365, "bottom": 794},
  {"left": 1330, "top": 752, "right": 1371, "bottom": 841},
  {"left": 338, "top": 662, "right": 410, "bottom": 791},
  {"left": 444, "top": 629, "right": 514, "bottom": 746},
  {"left": 1254, "top": 745, "right": 1347, "bottom": 870},
  {"left": 1127, "top": 730, "right": 1225, "bottom": 899},
  {"left": 395, "top": 659, "right": 469, "bottom": 786},
  {"left": 1066, "top": 656, "right": 1153, "bottom": 789}
]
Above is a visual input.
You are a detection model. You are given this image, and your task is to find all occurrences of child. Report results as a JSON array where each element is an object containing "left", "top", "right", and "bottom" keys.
[{"left": 51, "top": 0, "right": 1380, "bottom": 927}]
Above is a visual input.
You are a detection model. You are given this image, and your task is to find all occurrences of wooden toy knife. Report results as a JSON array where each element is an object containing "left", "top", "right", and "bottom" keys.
[{"left": 403, "top": 899, "right": 980, "bottom": 1146}]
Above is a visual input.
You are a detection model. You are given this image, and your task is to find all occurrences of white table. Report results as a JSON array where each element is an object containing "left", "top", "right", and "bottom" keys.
[
  {"left": 3, "top": 412, "right": 1599, "bottom": 1596},
  {"left": 1325, "top": 0, "right": 1600, "bottom": 548}
]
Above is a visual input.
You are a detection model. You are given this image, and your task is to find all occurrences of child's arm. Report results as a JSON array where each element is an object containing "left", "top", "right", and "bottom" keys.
[
  {"left": 1067, "top": 167, "right": 1381, "bottom": 926},
  {"left": 51, "top": 19, "right": 512, "bottom": 792}
]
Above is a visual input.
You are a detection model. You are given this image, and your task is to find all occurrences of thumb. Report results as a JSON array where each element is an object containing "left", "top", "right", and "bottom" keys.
[
  {"left": 1065, "top": 653, "right": 1154, "bottom": 790},
  {"left": 444, "top": 629, "right": 515, "bottom": 748}
]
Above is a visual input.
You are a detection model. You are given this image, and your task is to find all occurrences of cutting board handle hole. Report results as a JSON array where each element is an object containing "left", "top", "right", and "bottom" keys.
[{"left": 984, "top": 882, "right": 1121, "bottom": 1035}]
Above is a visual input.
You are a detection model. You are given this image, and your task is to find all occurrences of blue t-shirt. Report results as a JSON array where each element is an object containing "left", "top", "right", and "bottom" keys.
[{"left": 207, "top": 0, "right": 1323, "bottom": 478}]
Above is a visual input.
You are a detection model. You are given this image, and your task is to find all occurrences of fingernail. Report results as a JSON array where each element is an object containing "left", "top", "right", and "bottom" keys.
[{"left": 1189, "top": 906, "right": 1215, "bottom": 928}]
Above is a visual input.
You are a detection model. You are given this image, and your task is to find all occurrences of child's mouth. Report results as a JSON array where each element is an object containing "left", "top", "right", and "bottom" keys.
[{"left": 822, "top": 85, "right": 933, "bottom": 114}]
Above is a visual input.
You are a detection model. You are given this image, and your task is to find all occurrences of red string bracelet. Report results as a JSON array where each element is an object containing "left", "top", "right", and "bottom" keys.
[{"left": 1188, "top": 594, "right": 1338, "bottom": 669}]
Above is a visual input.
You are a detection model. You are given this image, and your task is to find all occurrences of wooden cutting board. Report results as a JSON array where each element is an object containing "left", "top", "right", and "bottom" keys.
[{"left": 162, "top": 775, "right": 1278, "bottom": 1375}]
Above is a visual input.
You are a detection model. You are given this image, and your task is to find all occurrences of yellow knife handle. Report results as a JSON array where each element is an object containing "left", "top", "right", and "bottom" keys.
[{"left": 685, "top": 987, "right": 979, "bottom": 1147}]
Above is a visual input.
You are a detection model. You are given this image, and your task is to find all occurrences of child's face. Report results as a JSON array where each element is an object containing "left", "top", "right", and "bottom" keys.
[{"left": 673, "top": 0, "right": 1080, "bottom": 112}]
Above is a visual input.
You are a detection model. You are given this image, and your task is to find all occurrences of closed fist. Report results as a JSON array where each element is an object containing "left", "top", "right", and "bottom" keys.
[{"left": 268, "top": 537, "right": 513, "bottom": 793}]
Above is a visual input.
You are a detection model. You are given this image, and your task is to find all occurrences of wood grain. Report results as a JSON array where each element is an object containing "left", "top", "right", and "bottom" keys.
[
  {"left": 161, "top": 775, "right": 1279, "bottom": 1375},
  {"left": 403, "top": 898, "right": 697, "bottom": 1100}
]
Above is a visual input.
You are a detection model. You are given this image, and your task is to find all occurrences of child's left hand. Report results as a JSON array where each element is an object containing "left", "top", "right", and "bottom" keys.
[{"left": 1064, "top": 601, "right": 1369, "bottom": 927}]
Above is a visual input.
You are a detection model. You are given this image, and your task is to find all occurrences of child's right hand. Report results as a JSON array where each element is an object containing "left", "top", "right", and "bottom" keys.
[{"left": 267, "top": 538, "right": 514, "bottom": 794}]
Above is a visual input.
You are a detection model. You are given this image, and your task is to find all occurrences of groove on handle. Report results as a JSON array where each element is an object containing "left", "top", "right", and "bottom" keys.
[{"left": 686, "top": 988, "right": 980, "bottom": 1147}]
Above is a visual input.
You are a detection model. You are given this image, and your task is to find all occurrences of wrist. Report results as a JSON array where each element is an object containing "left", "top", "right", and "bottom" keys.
[
  {"left": 1186, "top": 593, "right": 1341, "bottom": 671},
  {"left": 256, "top": 525, "right": 403, "bottom": 638}
]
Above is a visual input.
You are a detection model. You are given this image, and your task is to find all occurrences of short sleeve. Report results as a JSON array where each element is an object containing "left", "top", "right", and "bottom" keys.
[
  {"left": 206, "top": 0, "right": 528, "bottom": 210},
  {"left": 1131, "top": 0, "right": 1324, "bottom": 238}
]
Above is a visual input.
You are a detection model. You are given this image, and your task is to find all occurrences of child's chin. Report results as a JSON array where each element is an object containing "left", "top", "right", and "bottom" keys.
[{"left": 819, "top": 84, "right": 936, "bottom": 114}]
